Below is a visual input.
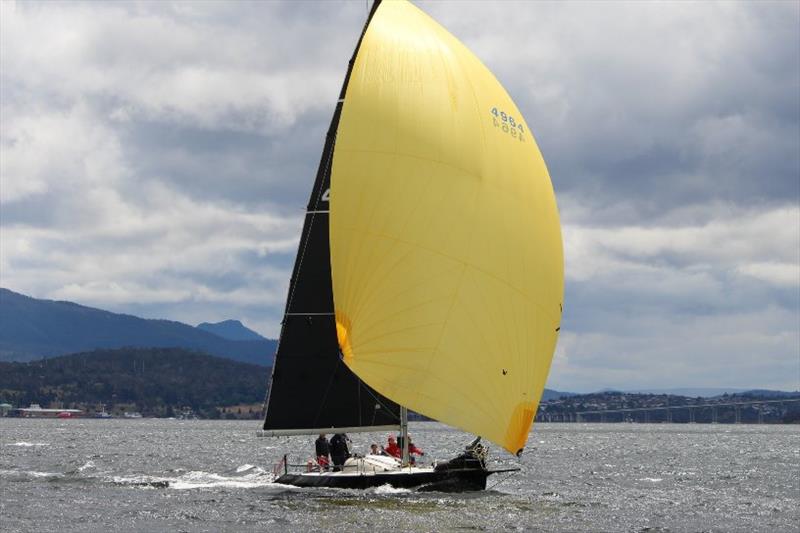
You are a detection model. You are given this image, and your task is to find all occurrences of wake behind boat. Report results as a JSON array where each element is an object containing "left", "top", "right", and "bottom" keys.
[{"left": 260, "top": 0, "right": 563, "bottom": 492}]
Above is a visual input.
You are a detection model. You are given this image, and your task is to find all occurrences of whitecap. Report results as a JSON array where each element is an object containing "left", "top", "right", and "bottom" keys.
[
  {"left": 110, "top": 467, "right": 276, "bottom": 491},
  {"left": 170, "top": 470, "right": 274, "bottom": 490},
  {"left": 29, "top": 471, "right": 62, "bottom": 478},
  {"left": 6, "top": 442, "right": 49, "bottom": 447},
  {"left": 0, "top": 469, "right": 62, "bottom": 479},
  {"left": 371, "top": 483, "right": 411, "bottom": 494},
  {"left": 110, "top": 474, "right": 170, "bottom": 489}
]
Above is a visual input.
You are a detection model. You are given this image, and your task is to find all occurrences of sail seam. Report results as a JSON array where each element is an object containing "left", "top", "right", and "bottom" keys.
[
  {"left": 421, "top": 263, "right": 466, "bottom": 381},
  {"left": 338, "top": 227, "right": 560, "bottom": 323},
  {"left": 338, "top": 148, "right": 482, "bottom": 188}
]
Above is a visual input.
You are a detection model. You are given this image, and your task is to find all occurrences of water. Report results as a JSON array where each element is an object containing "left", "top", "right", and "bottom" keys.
[{"left": 1, "top": 420, "right": 797, "bottom": 532}]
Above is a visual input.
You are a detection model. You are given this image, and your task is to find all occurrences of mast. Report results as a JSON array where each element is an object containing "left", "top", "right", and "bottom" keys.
[{"left": 400, "top": 406, "right": 409, "bottom": 467}]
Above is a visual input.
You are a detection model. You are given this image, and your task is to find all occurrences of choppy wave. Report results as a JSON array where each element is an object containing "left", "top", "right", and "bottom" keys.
[{"left": 1, "top": 421, "right": 798, "bottom": 532}]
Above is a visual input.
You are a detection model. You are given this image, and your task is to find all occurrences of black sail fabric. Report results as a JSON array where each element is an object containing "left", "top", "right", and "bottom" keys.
[{"left": 262, "top": 0, "right": 399, "bottom": 434}]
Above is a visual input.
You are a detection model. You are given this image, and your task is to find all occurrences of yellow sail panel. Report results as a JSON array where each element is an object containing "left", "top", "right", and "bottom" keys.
[{"left": 330, "top": 0, "right": 563, "bottom": 455}]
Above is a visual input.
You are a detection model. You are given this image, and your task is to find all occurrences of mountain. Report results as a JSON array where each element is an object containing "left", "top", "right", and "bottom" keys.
[
  {"left": 0, "top": 288, "right": 276, "bottom": 366},
  {"left": 197, "top": 320, "right": 265, "bottom": 341},
  {"left": 0, "top": 347, "right": 268, "bottom": 418},
  {"left": 541, "top": 388, "right": 576, "bottom": 401}
]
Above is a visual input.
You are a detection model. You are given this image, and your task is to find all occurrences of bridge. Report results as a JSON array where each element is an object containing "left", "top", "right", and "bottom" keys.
[{"left": 536, "top": 398, "right": 800, "bottom": 424}]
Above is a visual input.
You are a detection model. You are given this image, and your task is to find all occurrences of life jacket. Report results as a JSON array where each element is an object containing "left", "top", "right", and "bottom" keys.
[{"left": 385, "top": 442, "right": 401, "bottom": 458}]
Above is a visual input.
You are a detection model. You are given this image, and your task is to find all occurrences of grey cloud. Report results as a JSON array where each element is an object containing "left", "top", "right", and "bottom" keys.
[
  {"left": 420, "top": 1, "right": 799, "bottom": 220},
  {"left": 117, "top": 108, "right": 331, "bottom": 210},
  {"left": 1, "top": 1, "right": 797, "bottom": 389}
]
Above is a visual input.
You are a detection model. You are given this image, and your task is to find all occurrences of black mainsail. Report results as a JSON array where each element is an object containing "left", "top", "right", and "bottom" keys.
[{"left": 262, "top": 0, "right": 399, "bottom": 436}]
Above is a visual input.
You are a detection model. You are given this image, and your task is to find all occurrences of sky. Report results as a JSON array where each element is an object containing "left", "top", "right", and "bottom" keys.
[{"left": 1, "top": 0, "right": 798, "bottom": 392}]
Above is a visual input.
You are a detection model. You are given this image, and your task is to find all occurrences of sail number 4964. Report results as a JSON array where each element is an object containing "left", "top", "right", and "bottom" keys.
[{"left": 490, "top": 107, "right": 525, "bottom": 142}]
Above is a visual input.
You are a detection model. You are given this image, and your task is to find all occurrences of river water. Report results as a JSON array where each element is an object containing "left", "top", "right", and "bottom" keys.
[{"left": 1, "top": 419, "right": 797, "bottom": 532}]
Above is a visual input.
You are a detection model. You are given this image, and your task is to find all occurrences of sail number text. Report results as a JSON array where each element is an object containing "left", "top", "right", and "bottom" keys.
[{"left": 490, "top": 107, "right": 525, "bottom": 142}]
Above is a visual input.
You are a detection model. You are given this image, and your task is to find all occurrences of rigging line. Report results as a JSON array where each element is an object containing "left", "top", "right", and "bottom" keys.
[
  {"left": 314, "top": 354, "right": 399, "bottom": 426},
  {"left": 486, "top": 469, "right": 521, "bottom": 491},
  {"left": 356, "top": 369, "right": 401, "bottom": 423},
  {"left": 313, "top": 348, "right": 345, "bottom": 426},
  {"left": 282, "top": 127, "right": 336, "bottom": 318},
  {"left": 363, "top": 389, "right": 400, "bottom": 423}
]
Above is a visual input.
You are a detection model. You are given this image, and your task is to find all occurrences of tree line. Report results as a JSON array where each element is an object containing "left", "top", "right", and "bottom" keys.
[{"left": 0, "top": 347, "right": 269, "bottom": 418}]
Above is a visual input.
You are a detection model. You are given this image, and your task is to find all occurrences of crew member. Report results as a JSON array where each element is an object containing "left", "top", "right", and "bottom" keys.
[
  {"left": 329, "top": 433, "right": 350, "bottom": 471},
  {"left": 408, "top": 436, "right": 424, "bottom": 465},
  {"left": 385, "top": 435, "right": 401, "bottom": 458},
  {"left": 315, "top": 434, "right": 330, "bottom": 470}
]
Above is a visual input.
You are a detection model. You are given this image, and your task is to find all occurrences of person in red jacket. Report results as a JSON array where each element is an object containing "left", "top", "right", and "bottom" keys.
[
  {"left": 385, "top": 435, "right": 401, "bottom": 458},
  {"left": 408, "top": 436, "right": 424, "bottom": 458}
]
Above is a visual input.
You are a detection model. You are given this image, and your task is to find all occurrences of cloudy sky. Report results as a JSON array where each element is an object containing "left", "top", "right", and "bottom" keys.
[{"left": 1, "top": 0, "right": 798, "bottom": 392}]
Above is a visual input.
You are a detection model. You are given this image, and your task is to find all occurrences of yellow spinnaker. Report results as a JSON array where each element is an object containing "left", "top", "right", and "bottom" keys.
[{"left": 330, "top": 0, "right": 563, "bottom": 456}]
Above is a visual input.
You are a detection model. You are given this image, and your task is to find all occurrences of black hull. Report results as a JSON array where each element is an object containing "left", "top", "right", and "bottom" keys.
[{"left": 275, "top": 467, "right": 490, "bottom": 492}]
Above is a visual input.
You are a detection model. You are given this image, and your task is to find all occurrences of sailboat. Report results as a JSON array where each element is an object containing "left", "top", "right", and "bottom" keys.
[{"left": 261, "top": 0, "right": 563, "bottom": 492}]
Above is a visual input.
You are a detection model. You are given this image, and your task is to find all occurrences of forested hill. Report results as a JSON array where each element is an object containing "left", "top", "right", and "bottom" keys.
[
  {"left": 0, "top": 288, "right": 276, "bottom": 365},
  {"left": 0, "top": 348, "right": 269, "bottom": 418}
]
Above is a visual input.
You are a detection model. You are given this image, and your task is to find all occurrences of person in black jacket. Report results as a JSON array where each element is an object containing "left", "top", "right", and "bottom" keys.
[
  {"left": 314, "top": 434, "right": 330, "bottom": 470},
  {"left": 329, "top": 433, "right": 350, "bottom": 471}
]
